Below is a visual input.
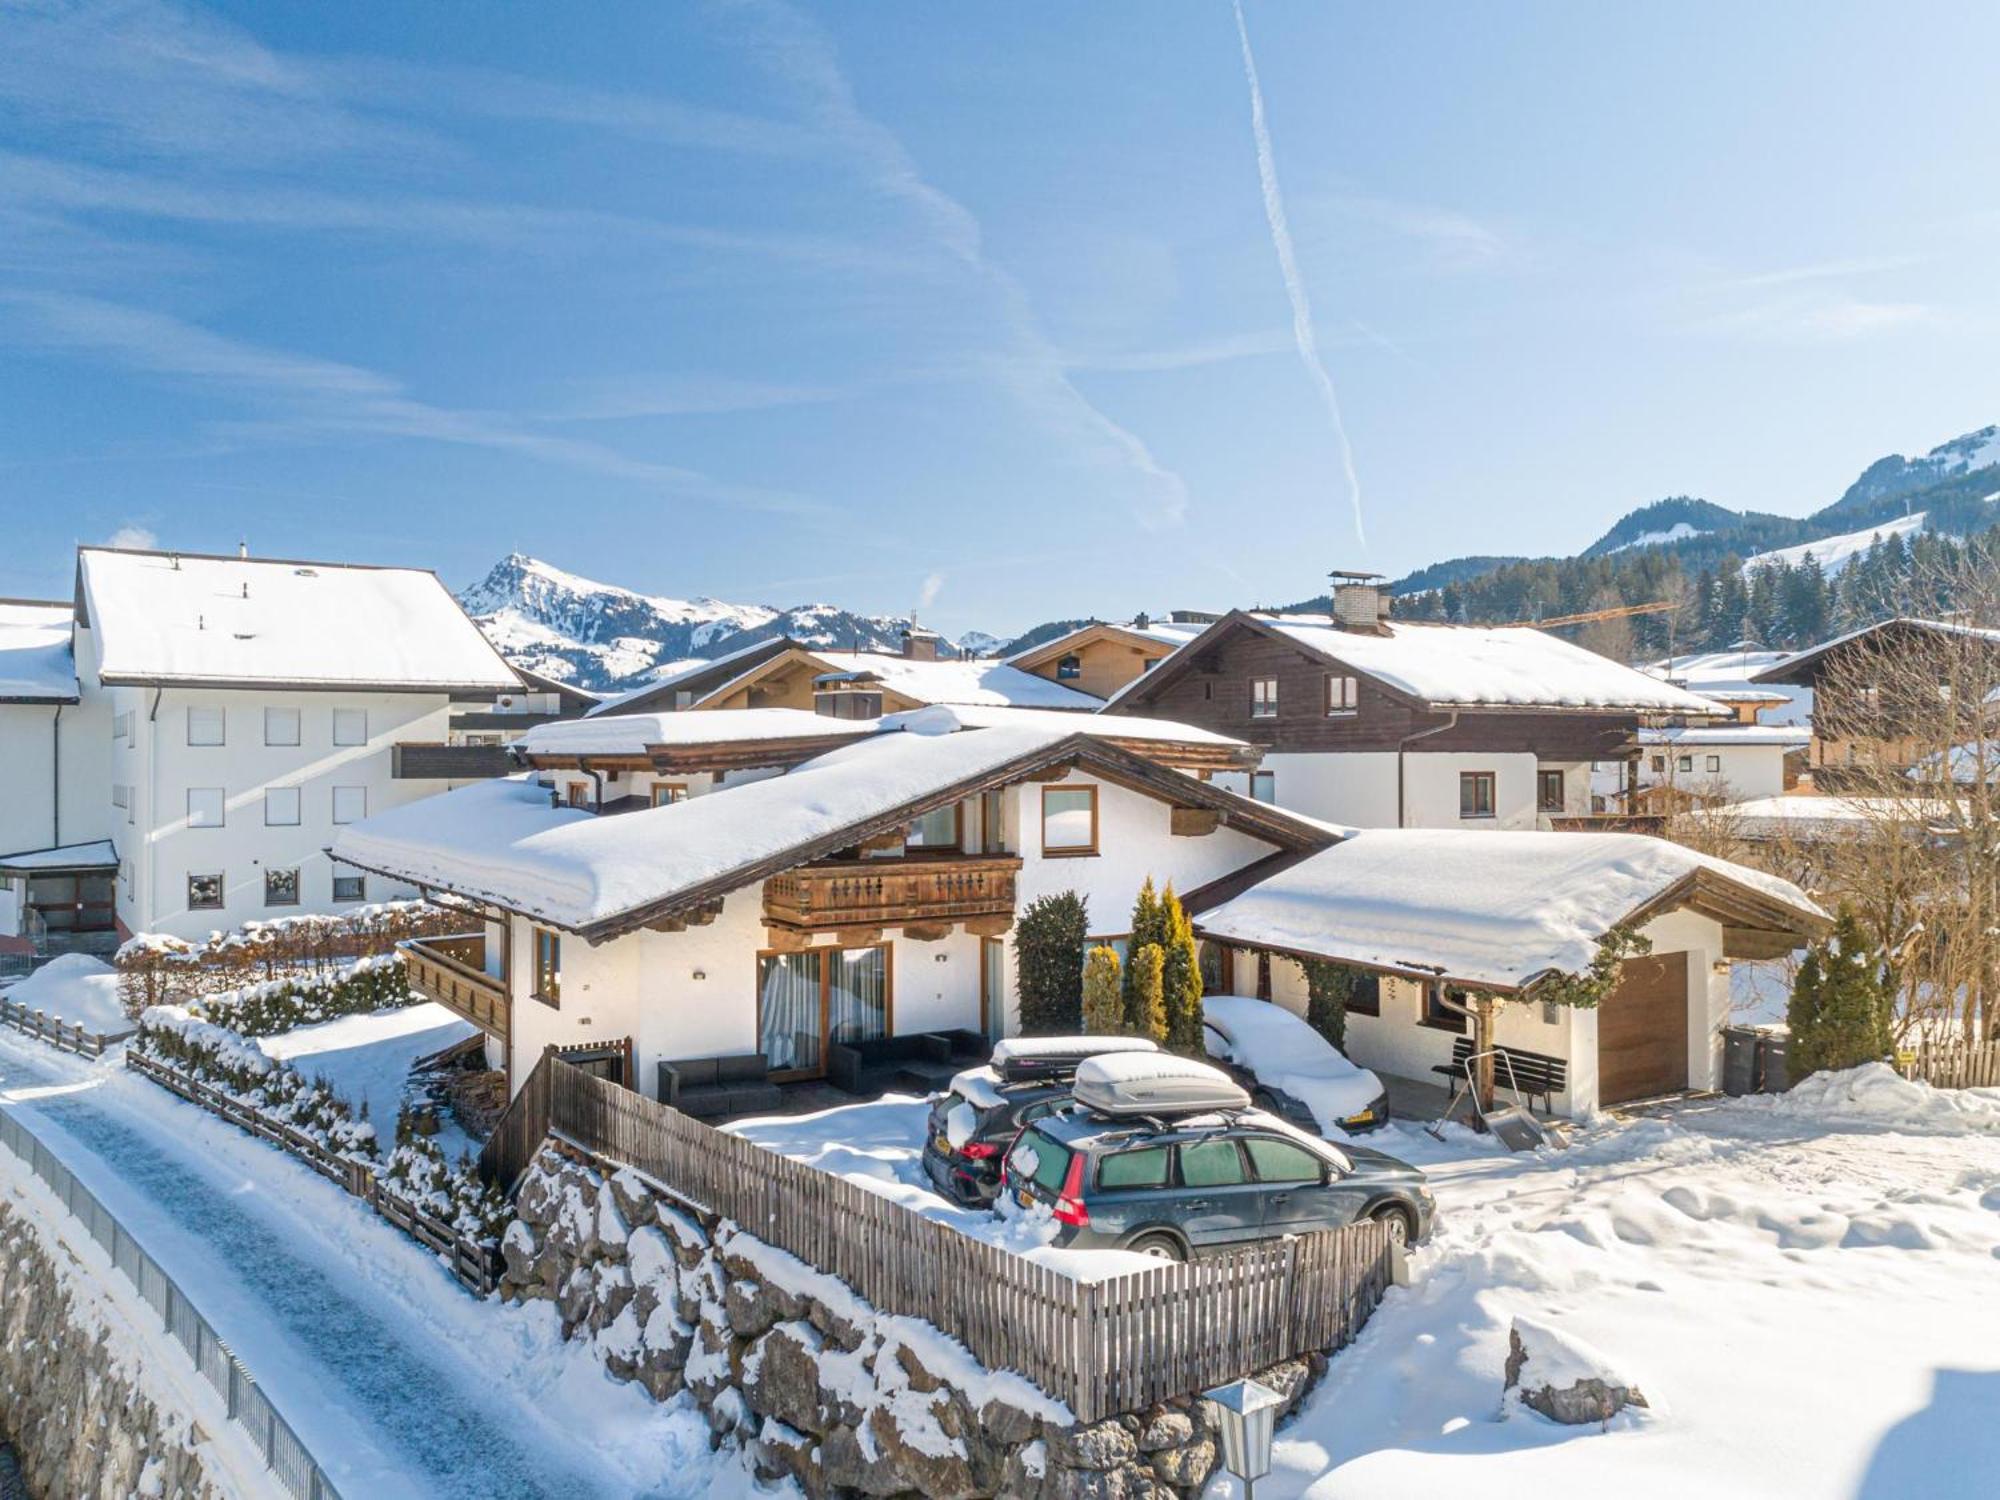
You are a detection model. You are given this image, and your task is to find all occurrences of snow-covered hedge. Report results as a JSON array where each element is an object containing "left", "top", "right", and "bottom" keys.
[
  {"left": 381, "top": 1104, "right": 510, "bottom": 1246},
  {"left": 181, "top": 954, "right": 414, "bottom": 1039},
  {"left": 134, "top": 1007, "right": 377, "bottom": 1165}
]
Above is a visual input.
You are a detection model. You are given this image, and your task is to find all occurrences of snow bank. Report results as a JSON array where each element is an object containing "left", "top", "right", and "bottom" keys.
[
  {"left": 1, "top": 954, "right": 129, "bottom": 1033},
  {"left": 1749, "top": 1062, "right": 2000, "bottom": 1133}
]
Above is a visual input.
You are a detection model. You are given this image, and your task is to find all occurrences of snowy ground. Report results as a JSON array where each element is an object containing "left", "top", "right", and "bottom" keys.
[
  {"left": 0, "top": 1031, "right": 772, "bottom": 1499},
  {"left": 0, "top": 953, "right": 128, "bottom": 1032},
  {"left": 1231, "top": 1066, "right": 2000, "bottom": 1500},
  {"left": 258, "top": 1002, "right": 480, "bottom": 1161}
]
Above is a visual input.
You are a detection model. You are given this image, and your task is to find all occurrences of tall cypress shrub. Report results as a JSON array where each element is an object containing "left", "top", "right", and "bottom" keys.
[
  {"left": 1129, "top": 943, "right": 1167, "bottom": 1043},
  {"left": 1160, "top": 885, "right": 1205, "bottom": 1054},
  {"left": 1122, "top": 877, "right": 1167, "bottom": 1031},
  {"left": 1015, "top": 891, "right": 1088, "bottom": 1034},
  {"left": 1081, "top": 946, "right": 1124, "bottom": 1035},
  {"left": 1788, "top": 909, "right": 1894, "bottom": 1079}
]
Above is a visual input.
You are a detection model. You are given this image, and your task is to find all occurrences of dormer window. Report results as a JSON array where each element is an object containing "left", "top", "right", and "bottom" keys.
[{"left": 1056, "top": 653, "right": 1081, "bottom": 681}]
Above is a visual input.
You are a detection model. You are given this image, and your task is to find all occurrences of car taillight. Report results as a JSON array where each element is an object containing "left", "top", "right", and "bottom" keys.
[
  {"left": 961, "top": 1141, "right": 1000, "bottom": 1160},
  {"left": 1052, "top": 1154, "right": 1089, "bottom": 1227}
]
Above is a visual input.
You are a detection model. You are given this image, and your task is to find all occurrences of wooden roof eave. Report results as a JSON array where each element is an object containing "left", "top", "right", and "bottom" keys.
[{"left": 1621, "top": 868, "right": 1831, "bottom": 943}]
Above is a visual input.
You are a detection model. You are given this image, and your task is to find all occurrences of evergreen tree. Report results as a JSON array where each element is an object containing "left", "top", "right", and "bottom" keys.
[
  {"left": 1128, "top": 943, "right": 1167, "bottom": 1044},
  {"left": 1787, "top": 909, "right": 1894, "bottom": 1079},
  {"left": 1122, "top": 878, "right": 1168, "bottom": 1032},
  {"left": 1015, "top": 891, "right": 1087, "bottom": 1034},
  {"left": 1081, "top": 946, "right": 1124, "bottom": 1035},
  {"left": 1159, "top": 886, "right": 1204, "bottom": 1053}
]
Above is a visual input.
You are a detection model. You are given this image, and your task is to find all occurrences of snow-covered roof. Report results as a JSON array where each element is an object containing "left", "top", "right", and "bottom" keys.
[
  {"left": 1710, "top": 794, "right": 1965, "bottom": 839},
  {"left": 1638, "top": 725, "right": 1811, "bottom": 748},
  {"left": 520, "top": 707, "right": 877, "bottom": 759},
  {"left": 583, "top": 636, "right": 794, "bottom": 717},
  {"left": 1005, "top": 619, "right": 1203, "bottom": 665},
  {"left": 1752, "top": 617, "right": 2000, "bottom": 686},
  {"left": 877, "top": 703, "right": 1246, "bottom": 748},
  {"left": 1908, "top": 742, "right": 2000, "bottom": 785},
  {"left": 77, "top": 549, "right": 522, "bottom": 692},
  {"left": 1196, "top": 829, "right": 1824, "bottom": 991},
  {"left": 0, "top": 600, "right": 76, "bottom": 702},
  {"left": 812, "top": 652, "right": 1103, "bottom": 710},
  {"left": 0, "top": 838, "right": 118, "bottom": 873},
  {"left": 1260, "top": 619, "right": 1723, "bottom": 714}
]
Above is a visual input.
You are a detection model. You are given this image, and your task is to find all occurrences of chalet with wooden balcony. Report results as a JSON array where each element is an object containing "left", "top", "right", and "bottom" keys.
[
  {"left": 1107, "top": 575, "right": 1723, "bottom": 832},
  {"left": 332, "top": 705, "right": 1323, "bottom": 1097}
]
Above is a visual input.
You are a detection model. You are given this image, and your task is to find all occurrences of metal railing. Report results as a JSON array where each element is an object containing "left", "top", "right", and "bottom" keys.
[{"left": 0, "top": 1108, "right": 344, "bottom": 1500}]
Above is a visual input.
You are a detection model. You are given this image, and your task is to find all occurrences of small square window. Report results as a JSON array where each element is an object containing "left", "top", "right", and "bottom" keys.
[
  {"left": 651, "top": 783, "right": 688, "bottom": 807},
  {"left": 264, "top": 707, "right": 301, "bottom": 747},
  {"left": 1459, "top": 772, "right": 1496, "bottom": 819},
  {"left": 1676, "top": 755, "right": 1693, "bottom": 773},
  {"left": 1325, "top": 675, "right": 1358, "bottom": 715},
  {"left": 566, "top": 781, "right": 591, "bottom": 808},
  {"left": 1056, "top": 653, "right": 1081, "bottom": 681},
  {"left": 332, "top": 872, "right": 367, "bottom": 903},
  {"left": 1250, "top": 770, "right": 1276, "bottom": 804},
  {"left": 187, "top": 787, "right": 225, "bottom": 828},
  {"left": 1041, "top": 785, "right": 1099, "bottom": 854},
  {"left": 1706, "top": 754, "right": 1722, "bottom": 773},
  {"left": 1250, "top": 678, "right": 1279, "bottom": 718},
  {"left": 1650, "top": 754, "right": 1665, "bottom": 772},
  {"left": 265, "top": 786, "right": 301, "bottom": 826},
  {"left": 187, "top": 706, "right": 225, "bottom": 746},
  {"left": 332, "top": 708, "right": 367, "bottom": 746},
  {"left": 331, "top": 786, "right": 367, "bottom": 824},
  {"left": 264, "top": 867, "right": 300, "bottom": 907},
  {"left": 187, "top": 872, "right": 223, "bottom": 910}
]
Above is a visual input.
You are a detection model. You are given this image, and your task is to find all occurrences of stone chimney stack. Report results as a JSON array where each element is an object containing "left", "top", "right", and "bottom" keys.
[{"left": 1329, "top": 569, "right": 1390, "bottom": 631}]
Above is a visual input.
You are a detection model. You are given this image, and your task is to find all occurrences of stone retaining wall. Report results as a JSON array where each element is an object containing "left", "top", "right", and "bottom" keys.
[
  {"left": 500, "top": 1142, "right": 1325, "bottom": 1500},
  {"left": 0, "top": 1202, "right": 221, "bottom": 1500}
]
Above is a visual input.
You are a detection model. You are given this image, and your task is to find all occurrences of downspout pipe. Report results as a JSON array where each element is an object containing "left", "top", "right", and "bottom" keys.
[
  {"left": 50, "top": 703, "right": 62, "bottom": 848},
  {"left": 1397, "top": 711, "right": 1460, "bottom": 828}
]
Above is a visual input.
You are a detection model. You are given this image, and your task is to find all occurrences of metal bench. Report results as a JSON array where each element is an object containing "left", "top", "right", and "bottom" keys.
[{"left": 1431, "top": 1038, "right": 1567, "bottom": 1113}]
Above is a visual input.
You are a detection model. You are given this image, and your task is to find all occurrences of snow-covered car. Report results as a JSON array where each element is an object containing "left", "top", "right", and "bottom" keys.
[{"left": 1201, "top": 994, "right": 1389, "bottom": 1136}]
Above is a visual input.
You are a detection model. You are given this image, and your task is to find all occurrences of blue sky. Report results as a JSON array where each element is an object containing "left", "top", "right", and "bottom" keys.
[{"left": 3, "top": 1, "right": 1997, "bottom": 637}]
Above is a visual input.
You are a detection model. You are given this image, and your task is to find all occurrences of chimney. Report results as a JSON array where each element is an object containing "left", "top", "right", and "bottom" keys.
[
  {"left": 901, "top": 624, "right": 942, "bottom": 661},
  {"left": 238, "top": 539, "right": 248, "bottom": 559},
  {"left": 1133, "top": 611, "right": 1151, "bottom": 630},
  {"left": 1329, "top": 569, "right": 1390, "bottom": 631}
]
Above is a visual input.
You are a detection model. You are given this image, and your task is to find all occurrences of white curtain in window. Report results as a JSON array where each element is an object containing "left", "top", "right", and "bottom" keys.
[
  {"left": 760, "top": 952, "right": 822, "bottom": 1072},
  {"left": 828, "top": 947, "right": 888, "bottom": 1047}
]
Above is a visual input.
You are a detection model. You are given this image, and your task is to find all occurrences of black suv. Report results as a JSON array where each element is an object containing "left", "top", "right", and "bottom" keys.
[{"left": 1002, "top": 1109, "right": 1433, "bottom": 1260}]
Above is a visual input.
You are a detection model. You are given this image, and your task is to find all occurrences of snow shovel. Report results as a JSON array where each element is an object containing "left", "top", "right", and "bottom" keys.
[{"left": 1427, "top": 1050, "right": 1561, "bottom": 1152}]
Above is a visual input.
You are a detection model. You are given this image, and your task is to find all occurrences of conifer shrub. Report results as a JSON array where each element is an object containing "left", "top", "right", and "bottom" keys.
[
  {"left": 1129, "top": 943, "right": 1167, "bottom": 1044},
  {"left": 1121, "top": 878, "right": 1168, "bottom": 1031},
  {"left": 1159, "top": 886, "right": 1204, "bottom": 1053},
  {"left": 1081, "top": 946, "right": 1125, "bottom": 1035},
  {"left": 1016, "top": 891, "right": 1088, "bottom": 1033},
  {"left": 1787, "top": 909, "right": 1894, "bottom": 1079}
]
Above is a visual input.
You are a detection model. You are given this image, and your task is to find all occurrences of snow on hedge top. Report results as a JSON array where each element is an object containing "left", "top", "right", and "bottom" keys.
[
  {"left": 1198, "top": 829, "right": 1823, "bottom": 991},
  {"left": 0, "top": 600, "right": 75, "bottom": 701},
  {"left": 1266, "top": 619, "right": 1723, "bottom": 713},
  {"left": 332, "top": 722, "right": 1094, "bottom": 930},
  {"left": 520, "top": 707, "right": 878, "bottom": 757},
  {"left": 0, "top": 953, "right": 129, "bottom": 1033},
  {"left": 78, "top": 548, "right": 521, "bottom": 690},
  {"left": 816, "top": 652, "right": 1102, "bottom": 710}
]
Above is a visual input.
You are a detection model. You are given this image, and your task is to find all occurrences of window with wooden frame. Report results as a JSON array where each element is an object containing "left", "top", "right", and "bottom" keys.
[
  {"left": 978, "top": 789, "right": 1007, "bottom": 853},
  {"left": 651, "top": 782, "right": 689, "bottom": 807},
  {"left": 1651, "top": 754, "right": 1666, "bottom": 772},
  {"left": 1041, "top": 785, "right": 1099, "bottom": 855},
  {"left": 565, "top": 781, "right": 591, "bottom": 808},
  {"left": 906, "top": 803, "right": 961, "bottom": 851},
  {"left": 1325, "top": 674, "right": 1358, "bottom": 715},
  {"left": 1422, "top": 982, "right": 1469, "bottom": 1033},
  {"left": 1345, "top": 970, "right": 1382, "bottom": 1017},
  {"left": 1056, "top": 653, "right": 1082, "bottom": 681},
  {"left": 1537, "top": 768, "right": 1564, "bottom": 813},
  {"left": 1250, "top": 677, "right": 1279, "bottom": 718},
  {"left": 1459, "top": 772, "right": 1496, "bottom": 819},
  {"left": 532, "top": 927, "right": 561, "bottom": 1006}
]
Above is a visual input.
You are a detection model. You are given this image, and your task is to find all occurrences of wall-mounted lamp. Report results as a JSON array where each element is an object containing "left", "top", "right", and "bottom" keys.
[
  {"left": 934, "top": 953, "right": 949, "bottom": 964},
  {"left": 692, "top": 968, "right": 707, "bottom": 981}
]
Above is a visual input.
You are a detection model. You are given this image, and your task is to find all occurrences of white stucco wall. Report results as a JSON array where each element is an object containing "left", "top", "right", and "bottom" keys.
[
  {"left": 1241, "top": 750, "right": 1547, "bottom": 830},
  {"left": 1635, "top": 742, "right": 1790, "bottom": 804},
  {"left": 0, "top": 705, "right": 60, "bottom": 857}
]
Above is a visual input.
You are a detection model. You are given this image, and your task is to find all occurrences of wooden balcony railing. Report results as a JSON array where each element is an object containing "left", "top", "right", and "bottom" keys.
[
  {"left": 763, "top": 855, "right": 1022, "bottom": 931},
  {"left": 400, "top": 934, "right": 510, "bottom": 1041}
]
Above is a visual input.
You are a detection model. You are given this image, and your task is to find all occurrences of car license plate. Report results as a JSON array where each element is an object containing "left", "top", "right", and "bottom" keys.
[
  {"left": 1017, "top": 1188, "right": 1034, "bottom": 1209},
  {"left": 933, "top": 1134, "right": 951, "bottom": 1156}
]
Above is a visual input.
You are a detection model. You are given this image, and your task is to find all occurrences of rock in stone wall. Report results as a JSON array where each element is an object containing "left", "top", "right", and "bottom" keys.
[
  {"left": 0, "top": 1203, "right": 222, "bottom": 1500},
  {"left": 501, "top": 1143, "right": 1325, "bottom": 1500}
]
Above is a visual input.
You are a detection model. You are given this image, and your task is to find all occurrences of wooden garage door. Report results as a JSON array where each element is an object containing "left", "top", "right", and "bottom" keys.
[{"left": 1597, "top": 952, "right": 1689, "bottom": 1105}]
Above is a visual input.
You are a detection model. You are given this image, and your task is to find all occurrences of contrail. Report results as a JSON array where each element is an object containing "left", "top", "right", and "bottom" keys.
[{"left": 1232, "top": 0, "right": 1366, "bottom": 546}]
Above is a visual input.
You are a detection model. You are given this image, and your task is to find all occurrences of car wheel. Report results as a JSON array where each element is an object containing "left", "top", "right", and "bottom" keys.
[
  {"left": 1370, "top": 1204, "right": 1416, "bottom": 1249},
  {"left": 1126, "top": 1232, "right": 1186, "bottom": 1263}
]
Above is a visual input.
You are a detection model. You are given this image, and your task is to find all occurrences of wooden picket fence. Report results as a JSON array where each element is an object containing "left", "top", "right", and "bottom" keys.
[
  {"left": 1899, "top": 1036, "right": 2000, "bottom": 1090},
  {"left": 0, "top": 995, "right": 135, "bottom": 1058},
  {"left": 127, "top": 1049, "right": 499, "bottom": 1296},
  {"left": 514, "top": 1053, "right": 1396, "bottom": 1422}
]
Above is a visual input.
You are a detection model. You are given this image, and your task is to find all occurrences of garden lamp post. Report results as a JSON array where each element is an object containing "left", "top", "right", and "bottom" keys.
[{"left": 1205, "top": 1376, "right": 1284, "bottom": 1499}]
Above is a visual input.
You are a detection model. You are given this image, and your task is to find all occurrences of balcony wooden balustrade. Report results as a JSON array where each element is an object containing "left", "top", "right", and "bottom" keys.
[
  {"left": 763, "top": 855, "right": 1022, "bottom": 932},
  {"left": 400, "top": 934, "right": 510, "bottom": 1041}
]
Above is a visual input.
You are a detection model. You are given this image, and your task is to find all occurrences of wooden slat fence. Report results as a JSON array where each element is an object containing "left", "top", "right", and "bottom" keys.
[
  {"left": 127, "top": 1049, "right": 500, "bottom": 1296},
  {"left": 0, "top": 995, "right": 135, "bottom": 1058},
  {"left": 1900, "top": 1036, "right": 2000, "bottom": 1090},
  {"left": 525, "top": 1054, "right": 1395, "bottom": 1422}
]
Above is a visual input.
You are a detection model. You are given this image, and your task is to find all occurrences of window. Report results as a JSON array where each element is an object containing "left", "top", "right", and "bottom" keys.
[
  {"left": 187, "top": 873, "right": 223, "bottom": 910},
  {"left": 1459, "top": 772, "right": 1496, "bottom": 819},
  {"left": 264, "top": 707, "right": 301, "bottom": 747},
  {"left": 1250, "top": 677, "right": 1279, "bottom": 718},
  {"left": 1250, "top": 770, "right": 1276, "bottom": 804},
  {"left": 332, "top": 708, "right": 367, "bottom": 746},
  {"left": 332, "top": 871, "right": 366, "bottom": 903},
  {"left": 111, "top": 785, "right": 128, "bottom": 810},
  {"left": 1537, "top": 768, "right": 1565, "bottom": 813},
  {"left": 978, "top": 789, "right": 1007, "bottom": 853},
  {"left": 1087, "top": 934, "right": 1132, "bottom": 967},
  {"left": 1244, "top": 1136, "right": 1324, "bottom": 1184},
  {"left": 906, "top": 804, "right": 961, "bottom": 850},
  {"left": 264, "top": 787, "right": 301, "bottom": 826},
  {"left": 187, "top": 787, "right": 225, "bottom": 828},
  {"left": 1345, "top": 971, "right": 1382, "bottom": 1018},
  {"left": 187, "top": 706, "right": 224, "bottom": 746},
  {"left": 1705, "top": 754, "right": 1722, "bottom": 773},
  {"left": 1177, "top": 1140, "right": 1247, "bottom": 1188},
  {"left": 673, "top": 690, "right": 694, "bottom": 710},
  {"left": 1096, "top": 1146, "right": 1171, "bottom": 1190},
  {"left": 112, "top": 710, "right": 132, "bottom": 742},
  {"left": 1041, "top": 785, "right": 1098, "bottom": 855},
  {"left": 331, "top": 786, "right": 367, "bottom": 824},
  {"left": 565, "top": 781, "right": 591, "bottom": 808},
  {"left": 1676, "top": 755, "right": 1693, "bottom": 774},
  {"left": 532, "top": 927, "right": 561, "bottom": 1005},
  {"left": 815, "top": 691, "right": 883, "bottom": 720},
  {"left": 264, "top": 867, "right": 300, "bottom": 907},
  {"left": 651, "top": 783, "right": 688, "bottom": 808},
  {"left": 1056, "top": 653, "right": 1081, "bottom": 681},
  {"left": 1423, "top": 983, "right": 1469, "bottom": 1033},
  {"left": 1650, "top": 755, "right": 1665, "bottom": 773},
  {"left": 1325, "top": 675, "right": 1358, "bottom": 715}
]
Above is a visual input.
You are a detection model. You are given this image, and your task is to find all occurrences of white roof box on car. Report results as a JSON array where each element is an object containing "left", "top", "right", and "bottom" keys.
[
  {"left": 1070, "top": 1053, "right": 1251, "bottom": 1119},
  {"left": 989, "top": 1035, "right": 1160, "bottom": 1081}
]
